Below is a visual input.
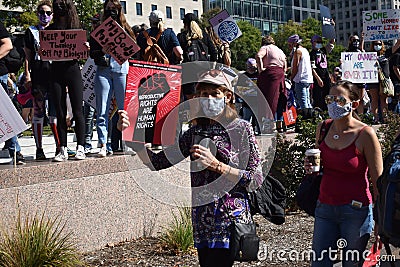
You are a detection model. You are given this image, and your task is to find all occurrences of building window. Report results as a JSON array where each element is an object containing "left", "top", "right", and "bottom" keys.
[
  {"left": 294, "top": 0, "right": 300, "bottom": 7},
  {"left": 136, "top": 3, "right": 142, "bottom": 16},
  {"left": 166, "top": 6, "right": 172, "bottom": 18},
  {"left": 254, "top": 4, "right": 260, "bottom": 18},
  {"left": 244, "top": 2, "right": 251, "bottom": 17},
  {"left": 302, "top": 0, "right": 308, "bottom": 8},
  {"left": 193, "top": 10, "right": 199, "bottom": 18},
  {"left": 233, "top": 0, "right": 241, "bottom": 16},
  {"left": 151, "top": 4, "right": 157, "bottom": 11},
  {"left": 294, "top": 9, "right": 300, "bottom": 22},
  {"left": 180, "top": 8, "right": 185, "bottom": 20},
  {"left": 120, "top": 1, "right": 127, "bottom": 14}
]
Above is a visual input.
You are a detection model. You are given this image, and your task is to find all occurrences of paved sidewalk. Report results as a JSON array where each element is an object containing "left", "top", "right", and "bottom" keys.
[{"left": 0, "top": 131, "right": 99, "bottom": 165}]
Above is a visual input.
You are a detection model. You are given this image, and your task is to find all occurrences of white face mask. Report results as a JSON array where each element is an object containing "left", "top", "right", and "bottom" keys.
[
  {"left": 327, "top": 102, "right": 352, "bottom": 120},
  {"left": 374, "top": 45, "right": 382, "bottom": 51},
  {"left": 200, "top": 97, "right": 226, "bottom": 117},
  {"left": 315, "top": 43, "right": 323, "bottom": 49}
]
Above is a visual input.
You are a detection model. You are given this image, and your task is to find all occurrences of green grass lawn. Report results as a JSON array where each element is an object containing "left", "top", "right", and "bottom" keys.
[{"left": 22, "top": 125, "right": 53, "bottom": 137}]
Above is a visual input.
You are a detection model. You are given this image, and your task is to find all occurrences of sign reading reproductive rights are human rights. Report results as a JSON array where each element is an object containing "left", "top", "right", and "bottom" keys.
[
  {"left": 363, "top": 9, "right": 400, "bottom": 41},
  {"left": 39, "top": 30, "right": 89, "bottom": 60}
]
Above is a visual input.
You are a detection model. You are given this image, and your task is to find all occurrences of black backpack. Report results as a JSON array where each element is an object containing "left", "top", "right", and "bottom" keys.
[
  {"left": 185, "top": 38, "right": 209, "bottom": 62},
  {"left": 4, "top": 35, "right": 25, "bottom": 73},
  {"left": 375, "top": 134, "right": 400, "bottom": 262}
]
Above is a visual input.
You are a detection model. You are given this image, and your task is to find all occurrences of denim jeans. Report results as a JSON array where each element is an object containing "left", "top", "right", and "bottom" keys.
[
  {"left": 95, "top": 66, "right": 126, "bottom": 146},
  {"left": 0, "top": 73, "right": 21, "bottom": 156},
  {"left": 83, "top": 102, "right": 95, "bottom": 149},
  {"left": 294, "top": 82, "right": 312, "bottom": 109},
  {"left": 311, "top": 201, "right": 373, "bottom": 267}
]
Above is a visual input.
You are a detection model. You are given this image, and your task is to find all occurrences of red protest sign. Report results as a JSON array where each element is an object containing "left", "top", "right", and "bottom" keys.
[
  {"left": 39, "top": 30, "right": 89, "bottom": 60},
  {"left": 123, "top": 60, "right": 182, "bottom": 145},
  {"left": 90, "top": 17, "right": 140, "bottom": 65}
]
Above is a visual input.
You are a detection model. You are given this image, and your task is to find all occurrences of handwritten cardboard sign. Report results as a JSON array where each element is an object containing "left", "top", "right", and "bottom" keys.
[
  {"left": 39, "top": 29, "right": 89, "bottom": 60},
  {"left": 209, "top": 10, "right": 242, "bottom": 42},
  {"left": 0, "top": 84, "right": 28, "bottom": 144},
  {"left": 341, "top": 52, "right": 378, "bottom": 83},
  {"left": 90, "top": 17, "right": 140, "bottom": 65},
  {"left": 363, "top": 9, "right": 400, "bottom": 41},
  {"left": 81, "top": 58, "right": 97, "bottom": 108},
  {"left": 123, "top": 60, "right": 182, "bottom": 145}
]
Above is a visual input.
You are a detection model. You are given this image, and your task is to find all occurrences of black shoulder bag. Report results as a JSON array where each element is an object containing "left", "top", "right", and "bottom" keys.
[
  {"left": 296, "top": 119, "right": 332, "bottom": 216},
  {"left": 223, "top": 200, "right": 259, "bottom": 262}
]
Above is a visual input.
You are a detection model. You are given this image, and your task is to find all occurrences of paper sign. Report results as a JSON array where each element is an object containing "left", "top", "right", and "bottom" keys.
[
  {"left": 283, "top": 106, "right": 297, "bottom": 126},
  {"left": 123, "top": 60, "right": 182, "bottom": 145},
  {"left": 81, "top": 58, "right": 97, "bottom": 108},
  {"left": 320, "top": 5, "right": 336, "bottom": 40},
  {"left": 90, "top": 17, "right": 140, "bottom": 65},
  {"left": 0, "top": 84, "right": 28, "bottom": 144},
  {"left": 39, "top": 30, "right": 89, "bottom": 60},
  {"left": 209, "top": 10, "right": 242, "bottom": 42},
  {"left": 341, "top": 52, "right": 378, "bottom": 83},
  {"left": 363, "top": 9, "right": 400, "bottom": 41}
]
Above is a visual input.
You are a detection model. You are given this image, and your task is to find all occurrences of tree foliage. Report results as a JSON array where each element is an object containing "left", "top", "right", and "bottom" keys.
[
  {"left": 200, "top": 8, "right": 262, "bottom": 70},
  {"left": 272, "top": 17, "right": 345, "bottom": 72},
  {"left": 230, "top": 20, "right": 262, "bottom": 70},
  {"left": 1, "top": 0, "right": 103, "bottom": 31}
]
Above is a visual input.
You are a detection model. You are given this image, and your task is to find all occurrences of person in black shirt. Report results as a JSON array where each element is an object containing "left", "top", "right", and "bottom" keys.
[
  {"left": 44, "top": 0, "right": 86, "bottom": 161},
  {"left": 310, "top": 35, "right": 335, "bottom": 110},
  {"left": 24, "top": 0, "right": 60, "bottom": 160},
  {"left": 389, "top": 39, "right": 400, "bottom": 111},
  {"left": 0, "top": 22, "right": 25, "bottom": 164}
]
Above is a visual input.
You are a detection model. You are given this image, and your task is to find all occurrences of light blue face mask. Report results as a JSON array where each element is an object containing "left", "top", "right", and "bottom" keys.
[
  {"left": 200, "top": 97, "right": 226, "bottom": 117},
  {"left": 315, "top": 43, "right": 323, "bottom": 49}
]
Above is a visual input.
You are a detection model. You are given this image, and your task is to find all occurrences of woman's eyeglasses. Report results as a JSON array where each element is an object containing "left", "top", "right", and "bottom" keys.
[
  {"left": 325, "top": 95, "right": 349, "bottom": 106},
  {"left": 39, "top": 10, "right": 52, "bottom": 16}
]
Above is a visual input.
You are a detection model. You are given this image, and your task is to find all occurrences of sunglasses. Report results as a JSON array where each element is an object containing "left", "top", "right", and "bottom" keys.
[
  {"left": 325, "top": 95, "right": 349, "bottom": 106},
  {"left": 39, "top": 10, "right": 52, "bottom": 16}
]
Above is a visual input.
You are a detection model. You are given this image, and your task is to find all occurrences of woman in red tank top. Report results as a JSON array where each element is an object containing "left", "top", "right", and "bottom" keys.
[{"left": 306, "top": 81, "right": 383, "bottom": 267}]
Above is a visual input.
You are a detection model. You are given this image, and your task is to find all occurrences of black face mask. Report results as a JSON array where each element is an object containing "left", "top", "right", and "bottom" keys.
[
  {"left": 104, "top": 9, "right": 118, "bottom": 20},
  {"left": 54, "top": 2, "right": 67, "bottom": 16},
  {"left": 352, "top": 41, "right": 360, "bottom": 48}
]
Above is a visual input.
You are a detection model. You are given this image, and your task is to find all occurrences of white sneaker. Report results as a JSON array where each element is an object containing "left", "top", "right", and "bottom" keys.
[
  {"left": 75, "top": 145, "right": 86, "bottom": 160},
  {"left": 53, "top": 147, "right": 68, "bottom": 162},
  {"left": 98, "top": 146, "right": 107, "bottom": 158}
]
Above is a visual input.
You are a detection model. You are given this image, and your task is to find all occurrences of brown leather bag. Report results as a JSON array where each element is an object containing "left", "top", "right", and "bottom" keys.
[{"left": 142, "top": 30, "right": 169, "bottom": 64}]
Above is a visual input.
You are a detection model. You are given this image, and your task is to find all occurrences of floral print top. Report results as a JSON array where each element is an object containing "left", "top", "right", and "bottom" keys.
[{"left": 148, "top": 119, "right": 263, "bottom": 249}]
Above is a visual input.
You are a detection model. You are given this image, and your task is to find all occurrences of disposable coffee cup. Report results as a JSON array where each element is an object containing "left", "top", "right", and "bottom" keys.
[{"left": 305, "top": 149, "right": 321, "bottom": 173}]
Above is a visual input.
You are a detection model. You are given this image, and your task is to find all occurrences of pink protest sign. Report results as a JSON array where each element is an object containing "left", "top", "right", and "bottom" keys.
[
  {"left": 39, "top": 30, "right": 89, "bottom": 60},
  {"left": 90, "top": 17, "right": 140, "bottom": 65}
]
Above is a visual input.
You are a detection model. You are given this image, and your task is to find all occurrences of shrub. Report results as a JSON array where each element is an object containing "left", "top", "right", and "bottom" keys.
[
  {"left": 0, "top": 211, "right": 82, "bottom": 267},
  {"left": 159, "top": 206, "right": 194, "bottom": 253},
  {"left": 376, "top": 112, "right": 400, "bottom": 158}
]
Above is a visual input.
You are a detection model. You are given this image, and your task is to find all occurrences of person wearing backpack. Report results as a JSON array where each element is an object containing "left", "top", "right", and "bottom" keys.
[
  {"left": 206, "top": 26, "right": 231, "bottom": 67},
  {"left": 304, "top": 81, "right": 383, "bottom": 266},
  {"left": 178, "top": 13, "right": 217, "bottom": 64},
  {"left": 0, "top": 22, "right": 26, "bottom": 164},
  {"left": 89, "top": 0, "right": 135, "bottom": 157},
  {"left": 177, "top": 13, "right": 218, "bottom": 101},
  {"left": 24, "top": 0, "right": 61, "bottom": 160},
  {"left": 136, "top": 10, "right": 183, "bottom": 65}
]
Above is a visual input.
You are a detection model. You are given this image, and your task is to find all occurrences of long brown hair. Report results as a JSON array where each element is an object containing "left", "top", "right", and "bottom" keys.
[
  {"left": 52, "top": 0, "right": 80, "bottom": 29},
  {"left": 102, "top": 0, "right": 135, "bottom": 39}
]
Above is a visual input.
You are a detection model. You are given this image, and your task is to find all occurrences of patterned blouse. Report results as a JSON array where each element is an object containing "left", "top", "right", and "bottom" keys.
[{"left": 148, "top": 119, "right": 263, "bottom": 249}]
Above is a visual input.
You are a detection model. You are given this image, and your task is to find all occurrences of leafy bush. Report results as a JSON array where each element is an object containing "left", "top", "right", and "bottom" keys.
[
  {"left": 159, "top": 206, "right": 193, "bottom": 253},
  {"left": 376, "top": 112, "right": 400, "bottom": 158},
  {"left": 0, "top": 211, "right": 82, "bottom": 267}
]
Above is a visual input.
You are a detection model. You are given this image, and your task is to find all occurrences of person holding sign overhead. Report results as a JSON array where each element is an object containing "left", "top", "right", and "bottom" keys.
[
  {"left": 346, "top": 34, "right": 366, "bottom": 114},
  {"left": 44, "top": 0, "right": 87, "bottom": 161},
  {"left": 89, "top": 0, "right": 135, "bottom": 157},
  {"left": 24, "top": 0, "right": 61, "bottom": 160},
  {"left": 367, "top": 40, "right": 389, "bottom": 124}
]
